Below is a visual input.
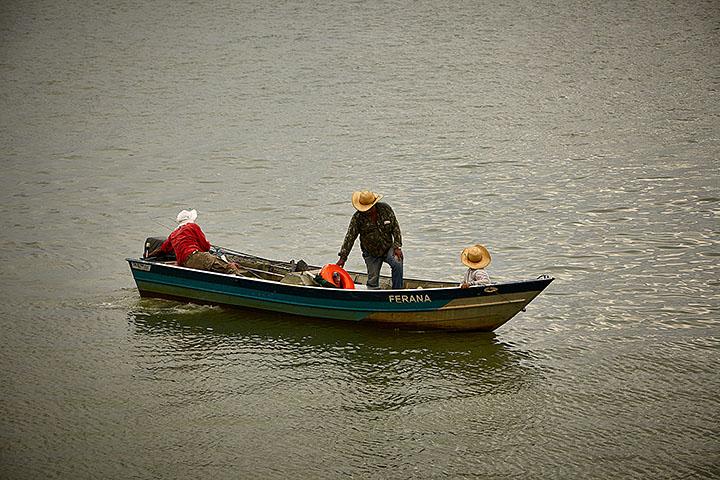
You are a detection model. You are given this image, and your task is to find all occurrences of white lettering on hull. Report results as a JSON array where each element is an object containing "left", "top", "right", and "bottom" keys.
[{"left": 388, "top": 294, "right": 431, "bottom": 303}]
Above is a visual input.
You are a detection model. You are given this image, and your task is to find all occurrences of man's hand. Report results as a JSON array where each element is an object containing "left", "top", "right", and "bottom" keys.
[
  {"left": 394, "top": 247, "right": 403, "bottom": 261},
  {"left": 145, "top": 248, "right": 160, "bottom": 259},
  {"left": 336, "top": 258, "right": 346, "bottom": 268}
]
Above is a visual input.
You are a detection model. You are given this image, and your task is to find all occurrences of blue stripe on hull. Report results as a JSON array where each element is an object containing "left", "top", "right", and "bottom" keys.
[
  {"left": 136, "top": 279, "right": 371, "bottom": 321},
  {"left": 132, "top": 269, "right": 451, "bottom": 321}
]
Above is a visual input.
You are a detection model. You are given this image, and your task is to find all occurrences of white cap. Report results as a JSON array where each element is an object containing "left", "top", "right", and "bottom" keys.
[{"left": 176, "top": 209, "right": 198, "bottom": 225}]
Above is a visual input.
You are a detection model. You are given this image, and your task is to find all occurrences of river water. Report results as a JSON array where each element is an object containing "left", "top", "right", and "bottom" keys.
[{"left": 1, "top": 0, "right": 718, "bottom": 478}]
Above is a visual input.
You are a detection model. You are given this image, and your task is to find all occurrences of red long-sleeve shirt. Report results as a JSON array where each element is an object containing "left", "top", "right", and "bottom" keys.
[{"left": 159, "top": 223, "right": 211, "bottom": 265}]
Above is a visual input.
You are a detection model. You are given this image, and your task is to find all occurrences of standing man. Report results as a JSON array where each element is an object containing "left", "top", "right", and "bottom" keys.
[
  {"left": 146, "top": 209, "right": 242, "bottom": 275},
  {"left": 337, "top": 190, "right": 404, "bottom": 289}
]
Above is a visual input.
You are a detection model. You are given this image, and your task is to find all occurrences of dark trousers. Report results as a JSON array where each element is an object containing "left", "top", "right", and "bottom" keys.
[{"left": 363, "top": 248, "right": 404, "bottom": 289}]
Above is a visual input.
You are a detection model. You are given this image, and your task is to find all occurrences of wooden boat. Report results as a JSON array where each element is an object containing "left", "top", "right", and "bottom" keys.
[{"left": 126, "top": 238, "right": 554, "bottom": 332}]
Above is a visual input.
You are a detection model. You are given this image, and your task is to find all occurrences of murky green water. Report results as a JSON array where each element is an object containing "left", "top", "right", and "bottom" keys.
[{"left": 1, "top": 0, "right": 718, "bottom": 478}]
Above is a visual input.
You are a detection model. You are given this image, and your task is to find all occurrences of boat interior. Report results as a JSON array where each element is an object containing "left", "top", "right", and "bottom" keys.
[{"left": 142, "top": 238, "right": 456, "bottom": 290}]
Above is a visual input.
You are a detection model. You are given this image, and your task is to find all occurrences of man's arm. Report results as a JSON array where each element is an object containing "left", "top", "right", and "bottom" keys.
[
  {"left": 388, "top": 206, "right": 403, "bottom": 261},
  {"left": 145, "top": 237, "right": 172, "bottom": 258},
  {"left": 337, "top": 214, "right": 359, "bottom": 267},
  {"left": 390, "top": 209, "right": 402, "bottom": 250}
]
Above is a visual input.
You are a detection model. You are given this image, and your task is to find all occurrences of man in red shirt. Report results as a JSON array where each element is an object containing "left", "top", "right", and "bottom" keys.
[{"left": 146, "top": 209, "right": 242, "bottom": 275}]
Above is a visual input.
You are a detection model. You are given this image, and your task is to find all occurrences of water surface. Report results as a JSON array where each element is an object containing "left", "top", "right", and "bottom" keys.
[{"left": 1, "top": 0, "right": 718, "bottom": 478}]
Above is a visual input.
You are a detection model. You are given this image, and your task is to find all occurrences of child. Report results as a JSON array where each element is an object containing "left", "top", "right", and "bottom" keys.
[{"left": 460, "top": 244, "right": 491, "bottom": 288}]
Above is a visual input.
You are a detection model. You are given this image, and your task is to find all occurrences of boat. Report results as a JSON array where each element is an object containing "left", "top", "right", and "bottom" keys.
[{"left": 126, "top": 237, "right": 554, "bottom": 332}]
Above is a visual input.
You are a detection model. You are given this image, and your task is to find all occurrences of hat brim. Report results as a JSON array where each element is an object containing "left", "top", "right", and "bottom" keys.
[
  {"left": 460, "top": 244, "right": 491, "bottom": 269},
  {"left": 352, "top": 192, "right": 383, "bottom": 212}
]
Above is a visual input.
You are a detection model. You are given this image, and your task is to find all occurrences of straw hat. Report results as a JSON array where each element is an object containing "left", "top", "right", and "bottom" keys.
[
  {"left": 461, "top": 244, "right": 492, "bottom": 269},
  {"left": 176, "top": 209, "right": 198, "bottom": 225},
  {"left": 351, "top": 190, "right": 383, "bottom": 212}
]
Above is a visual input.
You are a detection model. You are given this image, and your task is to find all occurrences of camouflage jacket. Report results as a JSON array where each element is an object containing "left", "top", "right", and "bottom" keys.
[{"left": 338, "top": 202, "right": 402, "bottom": 260}]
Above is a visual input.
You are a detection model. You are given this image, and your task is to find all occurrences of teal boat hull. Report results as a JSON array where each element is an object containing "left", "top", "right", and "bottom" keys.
[{"left": 127, "top": 257, "right": 553, "bottom": 332}]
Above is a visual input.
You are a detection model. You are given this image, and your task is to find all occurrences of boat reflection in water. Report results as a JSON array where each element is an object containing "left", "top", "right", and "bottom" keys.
[{"left": 128, "top": 298, "right": 546, "bottom": 410}]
